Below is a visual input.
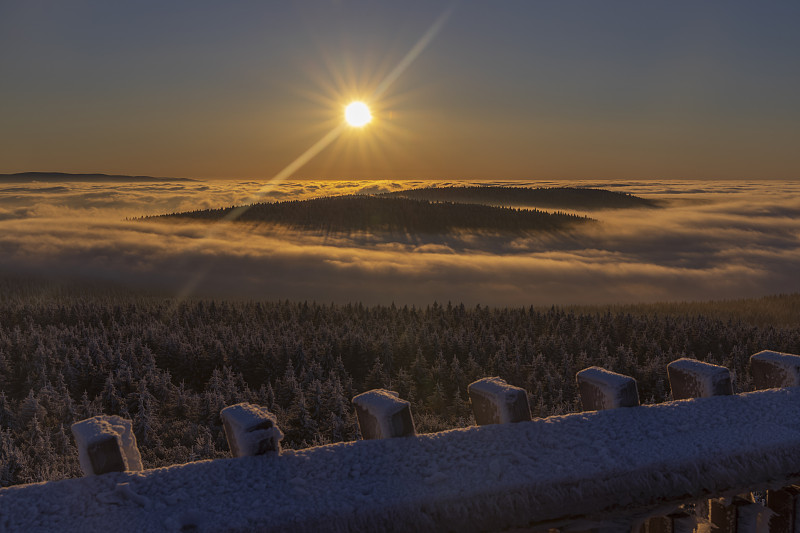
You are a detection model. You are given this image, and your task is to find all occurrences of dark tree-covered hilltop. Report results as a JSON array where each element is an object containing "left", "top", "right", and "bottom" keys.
[
  {"left": 147, "top": 195, "right": 591, "bottom": 234},
  {"left": 381, "top": 186, "right": 661, "bottom": 210},
  {"left": 0, "top": 172, "right": 194, "bottom": 183}
]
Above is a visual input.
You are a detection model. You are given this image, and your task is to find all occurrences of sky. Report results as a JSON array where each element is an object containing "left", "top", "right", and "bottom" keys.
[{"left": 2, "top": 1, "right": 799, "bottom": 181}]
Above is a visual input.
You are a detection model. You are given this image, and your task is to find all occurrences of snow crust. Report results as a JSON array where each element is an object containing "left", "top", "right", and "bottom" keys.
[
  {"left": 576, "top": 367, "right": 639, "bottom": 410},
  {"left": 70, "top": 416, "right": 143, "bottom": 476},
  {"left": 220, "top": 403, "right": 283, "bottom": 457},
  {"left": 6, "top": 388, "right": 800, "bottom": 532}
]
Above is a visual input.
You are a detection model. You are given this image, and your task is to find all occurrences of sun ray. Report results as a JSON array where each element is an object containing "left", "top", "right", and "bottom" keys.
[{"left": 170, "top": 4, "right": 455, "bottom": 307}]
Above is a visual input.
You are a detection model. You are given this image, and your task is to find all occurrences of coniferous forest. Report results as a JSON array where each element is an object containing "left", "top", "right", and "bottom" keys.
[
  {"left": 1, "top": 279, "right": 799, "bottom": 487},
  {"left": 381, "top": 186, "right": 661, "bottom": 209}
]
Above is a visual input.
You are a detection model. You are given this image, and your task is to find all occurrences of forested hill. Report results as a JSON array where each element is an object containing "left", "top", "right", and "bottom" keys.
[
  {"left": 381, "top": 186, "right": 660, "bottom": 209},
  {"left": 149, "top": 195, "right": 591, "bottom": 234},
  {"left": 0, "top": 172, "right": 194, "bottom": 183}
]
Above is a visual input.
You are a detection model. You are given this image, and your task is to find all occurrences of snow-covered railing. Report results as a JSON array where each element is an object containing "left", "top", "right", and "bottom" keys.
[{"left": 2, "top": 351, "right": 800, "bottom": 532}]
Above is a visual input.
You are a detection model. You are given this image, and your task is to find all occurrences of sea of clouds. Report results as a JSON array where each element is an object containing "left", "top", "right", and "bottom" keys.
[{"left": 1, "top": 178, "right": 798, "bottom": 306}]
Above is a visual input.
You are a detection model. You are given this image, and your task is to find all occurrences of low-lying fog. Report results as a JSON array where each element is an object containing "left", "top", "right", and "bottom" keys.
[{"left": 1, "top": 179, "right": 798, "bottom": 306}]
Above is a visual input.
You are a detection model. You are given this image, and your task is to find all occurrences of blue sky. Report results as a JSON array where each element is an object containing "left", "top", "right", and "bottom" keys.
[{"left": 2, "top": 1, "right": 799, "bottom": 179}]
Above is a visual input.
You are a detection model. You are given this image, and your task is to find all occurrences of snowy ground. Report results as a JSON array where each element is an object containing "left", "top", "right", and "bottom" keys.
[{"left": 3, "top": 388, "right": 800, "bottom": 532}]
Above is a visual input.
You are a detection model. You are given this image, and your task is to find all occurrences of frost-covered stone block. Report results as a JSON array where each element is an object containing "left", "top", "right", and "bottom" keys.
[
  {"left": 352, "top": 389, "right": 415, "bottom": 440},
  {"left": 750, "top": 350, "right": 800, "bottom": 390},
  {"left": 220, "top": 403, "right": 283, "bottom": 457},
  {"left": 576, "top": 367, "right": 640, "bottom": 411},
  {"left": 766, "top": 485, "right": 800, "bottom": 533},
  {"left": 467, "top": 377, "right": 531, "bottom": 425},
  {"left": 667, "top": 358, "right": 733, "bottom": 400},
  {"left": 71, "top": 415, "right": 143, "bottom": 476}
]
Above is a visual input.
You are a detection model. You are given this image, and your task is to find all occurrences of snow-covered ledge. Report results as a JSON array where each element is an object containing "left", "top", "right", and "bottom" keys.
[{"left": 4, "top": 388, "right": 800, "bottom": 532}]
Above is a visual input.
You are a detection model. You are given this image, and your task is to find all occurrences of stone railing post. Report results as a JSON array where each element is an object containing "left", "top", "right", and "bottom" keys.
[
  {"left": 667, "top": 358, "right": 733, "bottom": 400},
  {"left": 71, "top": 415, "right": 143, "bottom": 476},
  {"left": 352, "top": 389, "right": 416, "bottom": 440},
  {"left": 220, "top": 403, "right": 284, "bottom": 457},
  {"left": 467, "top": 377, "right": 531, "bottom": 425},
  {"left": 574, "top": 367, "right": 673, "bottom": 533},
  {"left": 750, "top": 350, "right": 800, "bottom": 390},
  {"left": 749, "top": 350, "right": 800, "bottom": 532},
  {"left": 666, "top": 358, "right": 763, "bottom": 531},
  {"left": 576, "top": 366, "right": 640, "bottom": 411}
]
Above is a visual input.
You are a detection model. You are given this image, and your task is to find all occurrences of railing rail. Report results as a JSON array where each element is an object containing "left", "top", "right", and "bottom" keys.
[{"left": 2, "top": 351, "right": 800, "bottom": 532}]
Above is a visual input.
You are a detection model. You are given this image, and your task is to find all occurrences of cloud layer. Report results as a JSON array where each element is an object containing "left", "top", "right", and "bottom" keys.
[{"left": 1, "top": 179, "right": 798, "bottom": 306}]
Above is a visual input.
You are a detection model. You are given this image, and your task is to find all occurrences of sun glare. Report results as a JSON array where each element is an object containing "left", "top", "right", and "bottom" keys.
[{"left": 345, "top": 101, "right": 372, "bottom": 127}]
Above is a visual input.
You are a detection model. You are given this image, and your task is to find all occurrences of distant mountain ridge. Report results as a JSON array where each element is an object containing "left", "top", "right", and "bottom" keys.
[
  {"left": 381, "top": 186, "right": 660, "bottom": 209},
  {"left": 0, "top": 172, "right": 195, "bottom": 183},
  {"left": 148, "top": 195, "right": 591, "bottom": 235}
]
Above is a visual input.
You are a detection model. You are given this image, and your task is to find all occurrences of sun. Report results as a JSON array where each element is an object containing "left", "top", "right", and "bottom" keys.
[{"left": 345, "top": 101, "right": 372, "bottom": 127}]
